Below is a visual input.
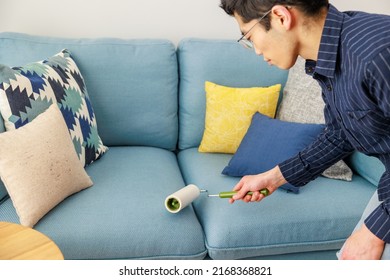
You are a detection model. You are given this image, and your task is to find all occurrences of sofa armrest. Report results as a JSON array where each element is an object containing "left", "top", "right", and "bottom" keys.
[{"left": 346, "top": 152, "right": 385, "bottom": 186}]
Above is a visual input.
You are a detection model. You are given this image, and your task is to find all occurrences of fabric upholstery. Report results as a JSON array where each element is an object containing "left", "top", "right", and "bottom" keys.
[
  {"left": 178, "top": 148, "right": 376, "bottom": 259},
  {"left": 0, "top": 146, "right": 206, "bottom": 259},
  {"left": 0, "top": 32, "right": 179, "bottom": 150},
  {"left": 347, "top": 152, "right": 386, "bottom": 186},
  {"left": 178, "top": 38, "right": 288, "bottom": 150}
]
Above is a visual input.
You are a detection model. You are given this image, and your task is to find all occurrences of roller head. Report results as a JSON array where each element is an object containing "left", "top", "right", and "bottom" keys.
[
  {"left": 166, "top": 197, "right": 181, "bottom": 212},
  {"left": 165, "top": 184, "right": 201, "bottom": 213}
]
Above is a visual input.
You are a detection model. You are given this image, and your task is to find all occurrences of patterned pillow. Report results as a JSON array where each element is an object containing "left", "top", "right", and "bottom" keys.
[
  {"left": 0, "top": 49, "right": 107, "bottom": 166},
  {"left": 276, "top": 56, "right": 352, "bottom": 181}
]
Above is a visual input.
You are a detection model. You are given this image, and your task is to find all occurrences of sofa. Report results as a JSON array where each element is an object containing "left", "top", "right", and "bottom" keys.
[{"left": 0, "top": 32, "right": 382, "bottom": 260}]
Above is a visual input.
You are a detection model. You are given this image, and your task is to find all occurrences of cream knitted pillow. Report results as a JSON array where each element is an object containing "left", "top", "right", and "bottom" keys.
[{"left": 0, "top": 104, "right": 93, "bottom": 227}]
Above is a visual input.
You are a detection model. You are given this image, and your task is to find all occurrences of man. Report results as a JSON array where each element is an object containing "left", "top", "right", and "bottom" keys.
[{"left": 220, "top": 0, "right": 390, "bottom": 260}]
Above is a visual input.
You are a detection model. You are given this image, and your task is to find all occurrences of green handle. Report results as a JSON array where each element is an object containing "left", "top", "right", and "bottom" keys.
[{"left": 218, "top": 189, "right": 269, "bottom": 198}]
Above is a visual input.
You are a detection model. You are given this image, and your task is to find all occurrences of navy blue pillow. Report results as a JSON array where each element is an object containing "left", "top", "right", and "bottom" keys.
[{"left": 222, "top": 112, "right": 325, "bottom": 193}]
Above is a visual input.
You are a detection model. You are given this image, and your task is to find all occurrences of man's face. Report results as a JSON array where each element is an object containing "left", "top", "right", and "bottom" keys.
[{"left": 234, "top": 12, "right": 298, "bottom": 70}]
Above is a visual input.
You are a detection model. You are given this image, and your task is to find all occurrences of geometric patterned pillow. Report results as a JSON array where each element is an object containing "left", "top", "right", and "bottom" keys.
[{"left": 0, "top": 49, "right": 107, "bottom": 166}]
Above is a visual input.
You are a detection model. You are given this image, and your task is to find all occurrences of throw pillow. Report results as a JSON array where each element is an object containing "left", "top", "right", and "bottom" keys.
[
  {"left": 198, "top": 81, "right": 281, "bottom": 154},
  {"left": 0, "top": 49, "right": 107, "bottom": 166},
  {"left": 222, "top": 112, "right": 325, "bottom": 193},
  {"left": 276, "top": 56, "right": 352, "bottom": 181},
  {"left": 0, "top": 104, "right": 93, "bottom": 227}
]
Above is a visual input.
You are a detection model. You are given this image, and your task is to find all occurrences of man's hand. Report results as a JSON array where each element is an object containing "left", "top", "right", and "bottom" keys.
[
  {"left": 340, "top": 223, "right": 385, "bottom": 260},
  {"left": 229, "top": 166, "right": 287, "bottom": 204}
]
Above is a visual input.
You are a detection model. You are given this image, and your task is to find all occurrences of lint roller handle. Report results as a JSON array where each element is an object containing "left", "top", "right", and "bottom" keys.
[{"left": 218, "top": 189, "right": 269, "bottom": 198}]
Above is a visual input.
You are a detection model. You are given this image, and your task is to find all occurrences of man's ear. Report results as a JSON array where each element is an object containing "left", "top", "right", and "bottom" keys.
[{"left": 271, "top": 5, "right": 293, "bottom": 30}]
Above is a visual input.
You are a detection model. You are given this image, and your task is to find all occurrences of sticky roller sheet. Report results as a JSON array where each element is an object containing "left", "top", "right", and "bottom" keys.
[{"left": 165, "top": 184, "right": 200, "bottom": 213}]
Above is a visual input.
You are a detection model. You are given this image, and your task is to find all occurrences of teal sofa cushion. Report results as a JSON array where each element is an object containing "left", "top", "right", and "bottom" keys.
[
  {"left": 177, "top": 38, "right": 288, "bottom": 150},
  {"left": 0, "top": 32, "right": 178, "bottom": 150},
  {"left": 178, "top": 148, "right": 376, "bottom": 259},
  {"left": 0, "top": 147, "right": 206, "bottom": 259}
]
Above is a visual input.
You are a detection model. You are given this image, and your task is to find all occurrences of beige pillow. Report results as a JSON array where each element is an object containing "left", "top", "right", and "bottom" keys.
[{"left": 0, "top": 104, "right": 93, "bottom": 227}]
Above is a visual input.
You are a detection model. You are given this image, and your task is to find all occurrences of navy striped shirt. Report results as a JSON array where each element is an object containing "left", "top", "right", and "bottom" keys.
[{"left": 279, "top": 5, "right": 390, "bottom": 242}]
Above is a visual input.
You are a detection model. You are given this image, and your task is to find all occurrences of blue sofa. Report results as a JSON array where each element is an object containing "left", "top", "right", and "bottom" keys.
[{"left": 0, "top": 32, "right": 382, "bottom": 260}]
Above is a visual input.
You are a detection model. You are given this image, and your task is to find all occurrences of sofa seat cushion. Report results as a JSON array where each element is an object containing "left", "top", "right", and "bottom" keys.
[
  {"left": 178, "top": 148, "right": 376, "bottom": 259},
  {"left": 0, "top": 146, "right": 206, "bottom": 260}
]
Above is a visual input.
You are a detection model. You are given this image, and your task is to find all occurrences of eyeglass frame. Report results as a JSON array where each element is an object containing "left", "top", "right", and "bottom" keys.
[
  {"left": 237, "top": 6, "right": 293, "bottom": 49},
  {"left": 237, "top": 9, "right": 272, "bottom": 49}
]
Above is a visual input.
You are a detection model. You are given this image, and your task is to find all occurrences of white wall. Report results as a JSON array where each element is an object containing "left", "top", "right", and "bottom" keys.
[{"left": 0, "top": 0, "right": 389, "bottom": 45}]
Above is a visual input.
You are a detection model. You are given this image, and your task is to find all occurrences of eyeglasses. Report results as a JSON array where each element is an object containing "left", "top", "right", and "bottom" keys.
[{"left": 237, "top": 9, "right": 272, "bottom": 49}]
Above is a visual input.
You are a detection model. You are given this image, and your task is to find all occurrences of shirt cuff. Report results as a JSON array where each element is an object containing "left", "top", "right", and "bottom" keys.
[
  {"left": 364, "top": 202, "right": 390, "bottom": 243},
  {"left": 279, "top": 154, "right": 313, "bottom": 187}
]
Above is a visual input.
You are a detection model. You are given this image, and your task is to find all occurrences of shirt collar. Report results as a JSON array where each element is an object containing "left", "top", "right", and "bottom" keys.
[{"left": 314, "top": 4, "right": 345, "bottom": 78}]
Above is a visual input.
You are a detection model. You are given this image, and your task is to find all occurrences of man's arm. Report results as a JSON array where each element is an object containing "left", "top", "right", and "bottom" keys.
[
  {"left": 231, "top": 101, "right": 355, "bottom": 203},
  {"left": 279, "top": 101, "right": 355, "bottom": 187},
  {"left": 363, "top": 48, "right": 390, "bottom": 243}
]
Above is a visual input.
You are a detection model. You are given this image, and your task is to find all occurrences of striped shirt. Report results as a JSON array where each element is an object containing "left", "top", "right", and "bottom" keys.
[{"left": 279, "top": 4, "right": 390, "bottom": 243}]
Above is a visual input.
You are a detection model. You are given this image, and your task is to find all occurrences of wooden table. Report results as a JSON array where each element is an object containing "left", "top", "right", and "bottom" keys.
[{"left": 0, "top": 222, "right": 64, "bottom": 260}]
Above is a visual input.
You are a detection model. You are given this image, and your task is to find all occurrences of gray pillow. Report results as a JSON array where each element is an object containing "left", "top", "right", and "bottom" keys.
[{"left": 276, "top": 56, "right": 353, "bottom": 181}]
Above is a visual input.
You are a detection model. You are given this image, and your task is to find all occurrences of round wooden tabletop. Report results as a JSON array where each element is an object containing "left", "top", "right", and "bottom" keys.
[{"left": 0, "top": 222, "right": 64, "bottom": 260}]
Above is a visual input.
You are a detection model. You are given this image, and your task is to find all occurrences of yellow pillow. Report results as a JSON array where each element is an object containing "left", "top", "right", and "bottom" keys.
[{"left": 199, "top": 81, "right": 281, "bottom": 154}]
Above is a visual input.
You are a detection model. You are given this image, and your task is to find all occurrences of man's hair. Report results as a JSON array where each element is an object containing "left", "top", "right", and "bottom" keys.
[{"left": 220, "top": 0, "right": 329, "bottom": 29}]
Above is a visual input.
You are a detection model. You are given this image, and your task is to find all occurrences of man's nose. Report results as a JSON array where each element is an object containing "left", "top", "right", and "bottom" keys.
[{"left": 253, "top": 45, "right": 262, "bottom": 56}]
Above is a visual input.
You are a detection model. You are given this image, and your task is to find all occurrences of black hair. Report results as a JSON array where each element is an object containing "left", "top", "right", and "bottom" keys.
[{"left": 220, "top": 0, "right": 329, "bottom": 29}]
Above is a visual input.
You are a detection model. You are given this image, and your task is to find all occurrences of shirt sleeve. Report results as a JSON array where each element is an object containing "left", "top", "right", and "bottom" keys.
[
  {"left": 278, "top": 100, "right": 355, "bottom": 187},
  {"left": 364, "top": 198, "right": 390, "bottom": 243},
  {"left": 363, "top": 47, "right": 390, "bottom": 242},
  {"left": 365, "top": 47, "right": 390, "bottom": 117}
]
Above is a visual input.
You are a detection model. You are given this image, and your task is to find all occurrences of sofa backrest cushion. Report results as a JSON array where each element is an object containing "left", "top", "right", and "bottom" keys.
[
  {"left": 177, "top": 38, "right": 288, "bottom": 150},
  {"left": 0, "top": 32, "right": 179, "bottom": 150}
]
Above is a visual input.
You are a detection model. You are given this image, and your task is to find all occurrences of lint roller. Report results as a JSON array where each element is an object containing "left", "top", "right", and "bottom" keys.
[
  {"left": 165, "top": 184, "right": 269, "bottom": 213},
  {"left": 165, "top": 184, "right": 205, "bottom": 213}
]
